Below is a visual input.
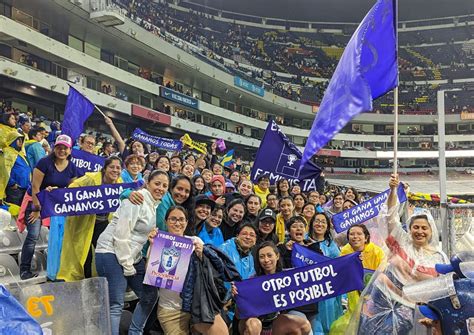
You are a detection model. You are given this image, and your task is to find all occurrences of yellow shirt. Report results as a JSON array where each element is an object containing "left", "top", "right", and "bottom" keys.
[{"left": 253, "top": 184, "right": 270, "bottom": 208}]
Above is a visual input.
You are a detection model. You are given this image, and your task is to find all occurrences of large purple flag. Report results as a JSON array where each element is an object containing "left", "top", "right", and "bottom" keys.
[
  {"left": 301, "top": 0, "right": 398, "bottom": 168},
  {"left": 62, "top": 85, "right": 95, "bottom": 143}
]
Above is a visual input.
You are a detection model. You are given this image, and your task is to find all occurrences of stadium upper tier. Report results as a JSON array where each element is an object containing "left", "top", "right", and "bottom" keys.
[
  {"left": 111, "top": 0, "right": 474, "bottom": 108},
  {"left": 0, "top": 0, "right": 473, "bottom": 162}
]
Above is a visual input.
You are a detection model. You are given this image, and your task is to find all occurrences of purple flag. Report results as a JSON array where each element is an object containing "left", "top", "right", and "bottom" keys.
[
  {"left": 301, "top": 0, "right": 398, "bottom": 168},
  {"left": 251, "top": 120, "right": 321, "bottom": 192},
  {"left": 235, "top": 252, "right": 364, "bottom": 318},
  {"left": 62, "top": 86, "right": 95, "bottom": 142},
  {"left": 144, "top": 232, "right": 194, "bottom": 293},
  {"left": 292, "top": 243, "right": 331, "bottom": 268}
]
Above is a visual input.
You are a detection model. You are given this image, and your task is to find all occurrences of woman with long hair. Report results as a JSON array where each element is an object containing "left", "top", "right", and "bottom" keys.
[
  {"left": 308, "top": 212, "right": 342, "bottom": 334},
  {"left": 221, "top": 199, "right": 247, "bottom": 241},
  {"left": 192, "top": 175, "right": 208, "bottom": 196},
  {"left": 275, "top": 196, "right": 295, "bottom": 244},
  {"left": 20, "top": 134, "right": 78, "bottom": 280},
  {"left": 57, "top": 156, "right": 123, "bottom": 281},
  {"left": 234, "top": 242, "right": 312, "bottom": 335},
  {"left": 95, "top": 170, "right": 169, "bottom": 335},
  {"left": 293, "top": 194, "right": 307, "bottom": 216},
  {"left": 276, "top": 178, "right": 290, "bottom": 198},
  {"left": 245, "top": 194, "right": 261, "bottom": 225}
]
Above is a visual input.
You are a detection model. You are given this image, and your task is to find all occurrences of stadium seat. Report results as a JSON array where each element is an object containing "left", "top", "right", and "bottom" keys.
[{"left": 0, "top": 228, "right": 22, "bottom": 255}]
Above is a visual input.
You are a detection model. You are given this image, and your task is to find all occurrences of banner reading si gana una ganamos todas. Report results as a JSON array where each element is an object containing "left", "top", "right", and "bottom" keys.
[{"left": 235, "top": 253, "right": 364, "bottom": 318}]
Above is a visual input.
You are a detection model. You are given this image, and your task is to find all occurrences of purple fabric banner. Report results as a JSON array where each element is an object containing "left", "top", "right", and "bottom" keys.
[
  {"left": 144, "top": 232, "right": 194, "bottom": 293},
  {"left": 70, "top": 148, "right": 105, "bottom": 177},
  {"left": 292, "top": 243, "right": 331, "bottom": 268},
  {"left": 251, "top": 120, "right": 321, "bottom": 192},
  {"left": 235, "top": 252, "right": 364, "bottom": 318},
  {"left": 37, "top": 181, "right": 140, "bottom": 218},
  {"left": 332, "top": 183, "right": 407, "bottom": 233},
  {"left": 301, "top": 0, "right": 397, "bottom": 168}
]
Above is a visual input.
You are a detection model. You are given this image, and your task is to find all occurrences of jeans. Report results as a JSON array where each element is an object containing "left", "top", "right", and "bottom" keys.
[
  {"left": 20, "top": 205, "right": 41, "bottom": 274},
  {"left": 129, "top": 282, "right": 159, "bottom": 335},
  {"left": 96, "top": 253, "right": 150, "bottom": 335}
]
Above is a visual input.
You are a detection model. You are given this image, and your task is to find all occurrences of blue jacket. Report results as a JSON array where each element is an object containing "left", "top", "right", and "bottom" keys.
[
  {"left": 198, "top": 224, "right": 224, "bottom": 247},
  {"left": 156, "top": 192, "right": 175, "bottom": 231},
  {"left": 181, "top": 245, "right": 241, "bottom": 313},
  {"left": 8, "top": 154, "right": 30, "bottom": 189},
  {"left": 25, "top": 140, "right": 46, "bottom": 171},
  {"left": 219, "top": 238, "right": 255, "bottom": 280}
]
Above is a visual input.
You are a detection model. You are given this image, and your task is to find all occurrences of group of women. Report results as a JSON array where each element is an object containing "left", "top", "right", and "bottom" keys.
[{"left": 18, "top": 132, "right": 448, "bottom": 335}]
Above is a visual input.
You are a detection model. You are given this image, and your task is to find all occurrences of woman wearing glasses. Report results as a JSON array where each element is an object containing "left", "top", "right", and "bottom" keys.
[
  {"left": 308, "top": 212, "right": 343, "bottom": 334},
  {"left": 95, "top": 170, "right": 169, "bottom": 335}
]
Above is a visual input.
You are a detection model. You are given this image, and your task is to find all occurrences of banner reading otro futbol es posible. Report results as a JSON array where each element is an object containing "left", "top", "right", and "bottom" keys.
[{"left": 235, "top": 253, "right": 364, "bottom": 318}]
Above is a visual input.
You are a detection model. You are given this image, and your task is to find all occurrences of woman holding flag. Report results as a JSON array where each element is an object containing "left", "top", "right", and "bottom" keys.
[
  {"left": 56, "top": 156, "right": 124, "bottom": 281},
  {"left": 350, "top": 175, "right": 448, "bottom": 334}
]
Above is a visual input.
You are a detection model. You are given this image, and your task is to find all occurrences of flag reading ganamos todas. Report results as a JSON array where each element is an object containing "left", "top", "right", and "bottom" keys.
[
  {"left": 332, "top": 183, "right": 407, "bottom": 233},
  {"left": 234, "top": 252, "right": 364, "bottom": 318},
  {"left": 37, "top": 181, "right": 141, "bottom": 218},
  {"left": 144, "top": 231, "right": 194, "bottom": 293}
]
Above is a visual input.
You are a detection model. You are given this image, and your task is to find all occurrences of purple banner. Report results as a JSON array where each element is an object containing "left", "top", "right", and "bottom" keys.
[
  {"left": 70, "top": 148, "right": 105, "bottom": 177},
  {"left": 37, "top": 181, "right": 140, "bottom": 218},
  {"left": 332, "top": 183, "right": 407, "bottom": 233},
  {"left": 144, "top": 231, "right": 194, "bottom": 293},
  {"left": 251, "top": 120, "right": 321, "bottom": 192},
  {"left": 235, "top": 252, "right": 364, "bottom": 318},
  {"left": 292, "top": 243, "right": 331, "bottom": 268}
]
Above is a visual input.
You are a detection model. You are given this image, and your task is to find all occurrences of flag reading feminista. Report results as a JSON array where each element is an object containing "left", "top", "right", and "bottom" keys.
[
  {"left": 70, "top": 149, "right": 105, "bottom": 177},
  {"left": 144, "top": 232, "right": 194, "bottom": 293},
  {"left": 235, "top": 253, "right": 364, "bottom": 318},
  {"left": 132, "top": 128, "right": 183, "bottom": 152},
  {"left": 332, "top": 183, "right": 407, "bottom": 233},
  {"left": 252, "top": 121, "right": 321, "bottom": 192},
  {"left": 37, "top": 181, "right": 140, "bottom": 218}
]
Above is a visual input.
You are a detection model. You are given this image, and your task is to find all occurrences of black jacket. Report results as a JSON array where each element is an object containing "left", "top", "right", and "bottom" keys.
[{"left": 185, "top": 245, "right": 241, "bottom": 324}]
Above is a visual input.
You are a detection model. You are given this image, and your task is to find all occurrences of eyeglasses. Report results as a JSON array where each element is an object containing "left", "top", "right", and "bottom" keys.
[
  {"left": 313, "top": 219, "right": 327, "bottom": 225},
  {"left": 84, "top": 141, "right": 95, "bottom": 146},
  {"left": 239, "top": 232, "right": 257, "bottom": 239},
  {"left": 167, "top": 217, "right": 187, "bottom": 224}
]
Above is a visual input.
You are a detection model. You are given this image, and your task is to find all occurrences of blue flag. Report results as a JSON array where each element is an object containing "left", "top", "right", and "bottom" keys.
[
  {"left": 220, "top": 149, "right": 234, "bottom": 167},
  {"left": 301, "top": 0, "right": 398, "bottom": 168},
  {"left": 251, "top": 120, "right": 321, "bottom": 192},
  {"left": 62, "top": 86, "right": 95, "bottom": 142},
  {"left": 235, "top": 252, "right": 364, "bottom": 318}
]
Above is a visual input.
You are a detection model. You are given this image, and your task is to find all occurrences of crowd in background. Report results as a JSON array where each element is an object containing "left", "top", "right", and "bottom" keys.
[{"left": 0, "top": 104, "right": 451, "bottom": 335}]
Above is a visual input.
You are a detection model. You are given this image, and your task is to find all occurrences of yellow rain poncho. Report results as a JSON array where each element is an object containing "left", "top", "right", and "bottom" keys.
[
  {"left": 0, "top": 131, "right": 25, "bottom": 200},
  {"left": 56, "top": 171, "right": 122, "bottom": 282}
]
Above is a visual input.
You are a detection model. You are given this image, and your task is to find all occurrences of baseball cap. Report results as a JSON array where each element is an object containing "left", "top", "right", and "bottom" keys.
[
  {"left": 259, "top": 208, "right": 276, "bottom": 222},
  {"left": 55, "top": 134, "right": 73, "bottom": 148},
  {"left": 194, "top": 194, "right": 216, "bottom": 211}
]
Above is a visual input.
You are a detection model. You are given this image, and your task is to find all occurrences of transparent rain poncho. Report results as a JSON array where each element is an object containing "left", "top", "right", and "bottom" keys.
[{"left": 344, "top": 203, "right": 449, "bottom": 335}]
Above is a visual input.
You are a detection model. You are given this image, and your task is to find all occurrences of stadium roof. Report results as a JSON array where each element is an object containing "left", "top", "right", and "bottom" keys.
[{"left": 185, "top": 0, "right": 474, "bottom": 23}]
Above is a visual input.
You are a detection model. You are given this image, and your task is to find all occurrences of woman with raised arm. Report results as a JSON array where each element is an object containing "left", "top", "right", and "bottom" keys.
[{"left": 347, "top": 174, "right": 448, "bottom": 335}]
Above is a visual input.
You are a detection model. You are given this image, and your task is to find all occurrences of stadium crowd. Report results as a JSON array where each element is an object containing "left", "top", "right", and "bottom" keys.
[
  {"left": 0, "top": 106, "right": 450, "bottom": 335},
  {"left": 110, "top": 0, "right": 474, "bottom": 111}
]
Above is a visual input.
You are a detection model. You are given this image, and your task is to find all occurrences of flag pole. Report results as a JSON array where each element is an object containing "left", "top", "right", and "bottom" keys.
[
  {"left": 94, "top": 105, "right": 107, "bottom": 118},
  {"left": 393, "top": 0, "right": 399, "bottom": 175}
]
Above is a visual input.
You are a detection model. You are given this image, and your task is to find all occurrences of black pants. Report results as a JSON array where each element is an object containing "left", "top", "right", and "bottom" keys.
[
  {"left": 84, "top": 220, "right": 108, "bottom": 278},
  {"left": 6, "top": 186, "right": 26, "bottom": 206}
]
